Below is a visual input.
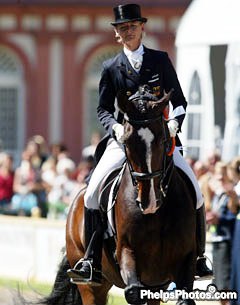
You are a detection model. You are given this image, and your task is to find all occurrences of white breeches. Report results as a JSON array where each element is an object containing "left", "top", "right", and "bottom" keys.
[
  {"left": 173, "top": 146, "right": 204, "bottom": 209},
  {"left": 84, "top": 139, "right": 126, "bottom": 210},
  {"left": 84, "top": 140, "right": 204, "bottom": 210}
]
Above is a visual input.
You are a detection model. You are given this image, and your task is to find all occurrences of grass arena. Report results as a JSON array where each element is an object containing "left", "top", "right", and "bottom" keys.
[
  {"left": 0, "top": 215, "right": 215, "bottom": 305},
  {"left": 0, "top": 215, "right": 125, "bottom": 304}
]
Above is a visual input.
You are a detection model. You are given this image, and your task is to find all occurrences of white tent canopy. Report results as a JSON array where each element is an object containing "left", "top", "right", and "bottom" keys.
[
  {"left": 175, "top": 0, "right": 240, "bottom": 160},
  {"left": 176, "top": 0, "right": 240, "bottom": 46}
]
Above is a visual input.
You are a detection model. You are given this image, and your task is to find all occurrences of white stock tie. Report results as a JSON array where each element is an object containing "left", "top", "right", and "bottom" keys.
[{"left": 130, "top": 53, "right": 143, "bottom": 72}]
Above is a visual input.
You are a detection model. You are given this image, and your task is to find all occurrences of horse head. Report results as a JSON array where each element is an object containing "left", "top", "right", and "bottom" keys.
[{"left": 117, "top": 86, "right": 174, "bottom": 214}]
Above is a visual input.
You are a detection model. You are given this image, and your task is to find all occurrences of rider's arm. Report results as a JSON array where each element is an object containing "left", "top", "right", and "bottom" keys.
[
  {"left": 162, "top": 52, "right": 187, "bottom": 131},
  {"left": 97, "top": 62, "right": 118, "bottom": 137}
]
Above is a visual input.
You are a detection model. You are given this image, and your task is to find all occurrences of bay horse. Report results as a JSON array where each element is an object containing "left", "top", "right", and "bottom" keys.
[
  {"left": 65, "top": 87, "right": 197, "bottom": 305},
  {"left": 18, "top": 88, "right": 197, "bottom": 305}
]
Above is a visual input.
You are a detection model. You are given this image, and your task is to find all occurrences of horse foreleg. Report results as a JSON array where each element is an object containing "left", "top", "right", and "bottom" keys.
[
  {"left": 175, "top": 252, "right": 196, "bottom": 305},
  {"left": 119, "top": 247, "right": 138, "bottom": 285},
  {"left": 77, "top": 280, "right": 111, "bottom": 305},
  {"left": 175, "top": 253, "right": 195, "bottom": 292},
  {"left": 119, "top": 247, "right": 146, "bottom": 305}
]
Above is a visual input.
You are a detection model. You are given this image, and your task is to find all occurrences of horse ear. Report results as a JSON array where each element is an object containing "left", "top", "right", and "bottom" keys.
[
  {"left": 149, "top": 88, "right": 174, "bottom": 110},
  {"left": 161, "top": 88, "right": 174, "bottom": 104},
  {"left": 157, "top": 88, "right": 174, "bottom": 109},
  {"left": 165, "top": 88, "right": 174, "bottom": 101},
  {"left": 117, "top": 90, "right": 129, "bottom": 113}
]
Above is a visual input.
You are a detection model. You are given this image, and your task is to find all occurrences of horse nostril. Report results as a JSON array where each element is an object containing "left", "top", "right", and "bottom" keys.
[
  {"left": 156, "top": 198, "right": 163, "bottom": 208},
  {"left": 136, "top": 200, "right": 144, "bottom": 212}
]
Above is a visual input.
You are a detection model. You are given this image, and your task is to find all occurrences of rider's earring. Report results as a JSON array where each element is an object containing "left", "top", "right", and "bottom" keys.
[{"left": 114, "top": 29, "right": 123, "bottom": 43}]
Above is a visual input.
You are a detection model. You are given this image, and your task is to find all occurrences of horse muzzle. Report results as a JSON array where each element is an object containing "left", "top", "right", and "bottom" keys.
[{"left": 136, "top": 200, "right": 160, "bottom": 215}]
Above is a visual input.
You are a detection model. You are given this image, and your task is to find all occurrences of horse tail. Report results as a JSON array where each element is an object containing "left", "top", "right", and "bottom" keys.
[
  {"left": 16, "top": 254, "right": 82, "bottom": 305},
  {"left": 41, "top": 254, "right": 82, "bottom": 305}
]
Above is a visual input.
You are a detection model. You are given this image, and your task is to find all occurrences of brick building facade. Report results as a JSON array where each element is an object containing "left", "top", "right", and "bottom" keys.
[{"left": 0, "top": 0, "right": 191, "bottom": 163}]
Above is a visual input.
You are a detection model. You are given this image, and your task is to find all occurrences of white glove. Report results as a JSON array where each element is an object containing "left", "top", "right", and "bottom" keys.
[
  {"left": 167, "top": 119, "right": 179, "bottom": 137},
  {"left": 112, "top": 123, "right": 125, "bottom": 143}
]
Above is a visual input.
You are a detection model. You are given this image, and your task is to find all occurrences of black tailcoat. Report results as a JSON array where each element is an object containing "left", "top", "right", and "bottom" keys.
[{"left": 95, "top": 46, "right": 187, "bottom": 162}]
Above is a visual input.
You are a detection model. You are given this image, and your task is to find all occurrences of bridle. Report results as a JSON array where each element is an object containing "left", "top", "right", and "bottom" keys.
[{"left": 123, "top": 112, "right": 174, "bottom": 198}]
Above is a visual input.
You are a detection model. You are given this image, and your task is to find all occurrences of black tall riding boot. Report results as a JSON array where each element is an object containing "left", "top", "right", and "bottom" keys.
[
  {"left": 195, "top": 204, "right": 213, "bottom": 280},
  {"left": 67, "top": 207, "right": 103, "bottom": 285}
]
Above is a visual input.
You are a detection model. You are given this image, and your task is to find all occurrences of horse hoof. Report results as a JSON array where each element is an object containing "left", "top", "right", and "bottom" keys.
[
  {"left": 124, "top": 284, "right": 146, "bottom": 305},
  {"left": 176, "top": 299, "right": 196, "bottom": 305}
]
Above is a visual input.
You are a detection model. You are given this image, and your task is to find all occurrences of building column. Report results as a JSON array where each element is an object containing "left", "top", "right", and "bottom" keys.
[
  {"left": 48, "top": 38, "right": 63, "bottom": 145},
  {"left": 62, "top": 34, "right": 82, "bottom": 162},
  {"left": 29, "top": 34, "right": 49, "bottom": 140}
]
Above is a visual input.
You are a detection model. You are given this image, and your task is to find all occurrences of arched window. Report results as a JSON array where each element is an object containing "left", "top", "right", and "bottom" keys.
[
  {"left": 0, "top": 46, "right": 25, "bottom": 165},
  {"left": 84, "top": 46, "right": 120, "bottom": 145},
  {"left": 186, "top": 71, "right": 203, "bottom": 159}
]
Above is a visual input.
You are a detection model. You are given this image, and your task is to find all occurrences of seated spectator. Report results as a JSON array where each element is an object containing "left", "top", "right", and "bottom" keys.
[
  {"left": 193, "top": 160, "right": 208, "bottom": 186},
  {"left": 201, "top": 150, "right": 222, "bottom": 212},
  {"left": 69, "top": 158, "right": 94, "bottom": 200},
  {"left": 48, "top": 142, "right": 69, "bottom": 163},
  {"left": 30, "top": 134, "right": 49, "bottom": 164},
  {"left": 82, "top": 131, "right": 101, "bottom": 160},
  {"left": 47, "top": 157, "right": 77, "bottom": 219},
  {"left": 206, "top": 161, "right": 237, "bottom": 305},
  {"left": 0, "top": 152, "right": 14, "bottom": 212},
  {"left": 41, "top": 158, "right": 57, "bottom": 192},
  {"left": 229, "top": 156, "right": 240, "bottom": 305},
  {"left": 12, "top": 150, "right": 47, "bottom": 217},
  {"left": 25, "top": 138, "right": 46, "bottom": 170},
  {"left": 185, "top": 156, "right": 197, "bottom": 169}
]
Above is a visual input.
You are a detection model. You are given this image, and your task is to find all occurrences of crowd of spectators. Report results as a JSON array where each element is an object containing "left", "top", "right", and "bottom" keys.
[
  {"left": 0, "top": 134, "right": 240, "bottom": 303},
  {"left": 189, "top": 151, "right": 240, "bottom": 305},
  {"left": 0, "top": 134, "right": 96, "bottom": 219}
]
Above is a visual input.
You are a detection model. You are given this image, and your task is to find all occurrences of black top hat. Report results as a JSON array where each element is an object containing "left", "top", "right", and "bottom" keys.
[{"left": 111, "top": 4, "right": 147, "bottom": 26}]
